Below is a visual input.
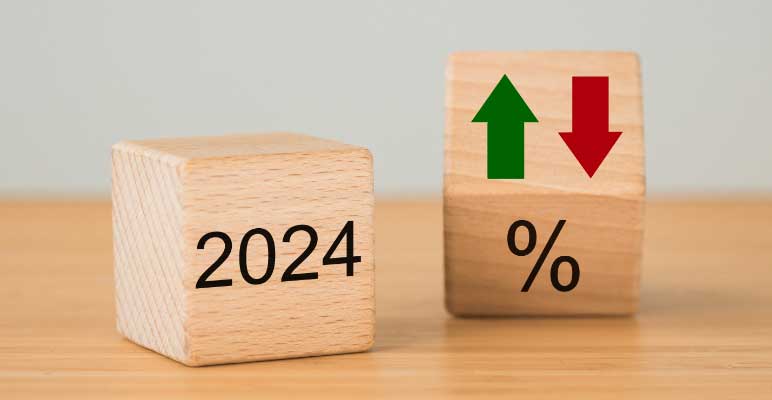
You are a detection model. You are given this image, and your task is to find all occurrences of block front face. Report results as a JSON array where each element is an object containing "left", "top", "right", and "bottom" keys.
[
  {"left": 181, "top": 139, "right": 374, "bottom": 365},
  {"left": 445, "top": 193, "right": 642, "bottom": 316},
  {"left": 445, "top": 52, "right": 644, "bottom": 315}
]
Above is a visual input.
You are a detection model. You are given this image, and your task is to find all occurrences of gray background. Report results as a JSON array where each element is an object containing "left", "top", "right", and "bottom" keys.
[{"left": 1, "top": 0, "right": 770, "bottom": 196}]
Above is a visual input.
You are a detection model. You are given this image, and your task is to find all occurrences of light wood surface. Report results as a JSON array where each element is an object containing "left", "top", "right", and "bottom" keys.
[
  {"left": 445, "top": 52, "right": 644, "bottom": 315},
  {"left": 112, "top": 133, "right": 374, "bottom": 366},
  {"left": 1, "top": 199, "right": 772, "bottom": 398}
]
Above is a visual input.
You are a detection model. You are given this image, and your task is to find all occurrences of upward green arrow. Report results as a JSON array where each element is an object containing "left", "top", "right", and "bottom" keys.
[{"left": 472, "top": 75, "right": 538, "bottom": 179}]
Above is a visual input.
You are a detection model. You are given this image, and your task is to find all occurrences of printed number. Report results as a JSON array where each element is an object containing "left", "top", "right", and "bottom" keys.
[
  {"left": 281, "top": 225, "right": 319, "bottom": 281},
  {"left": 323, "top": 221, "right": 361, "bottom": 276},
  {"left": 195, "top": 221, "right": 360, "bottom": 288},
  {"left": 195, "top": 231, "right": 233, "bottom": 288},
  {"left": 239, "top": 228, "right": 275, "bottom": 285}
]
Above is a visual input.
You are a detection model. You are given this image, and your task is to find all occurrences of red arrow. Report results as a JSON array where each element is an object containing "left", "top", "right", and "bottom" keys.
[{"left": 559, "top": 76, "right": 622, "bottom": 178}]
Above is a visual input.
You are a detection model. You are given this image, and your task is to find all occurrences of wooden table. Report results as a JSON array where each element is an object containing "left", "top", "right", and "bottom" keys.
[{"left": 2, "top": 199, "right": 771, "bottom": 398}]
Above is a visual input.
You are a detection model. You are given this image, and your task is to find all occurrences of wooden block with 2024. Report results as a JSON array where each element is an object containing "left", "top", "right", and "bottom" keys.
[
  {"left": 112, "top": 133, "right": 374, "bottom": 366},
  {"left": 444, "top": 52, "right": 645, "bottom": 316}
]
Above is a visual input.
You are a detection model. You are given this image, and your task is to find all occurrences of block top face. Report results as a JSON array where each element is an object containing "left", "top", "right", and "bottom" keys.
[
  {"left": 114, "top": 132, "right": 362, "bottom": 162},
  {"left": 445, "top": 51, "right": 644, "bottom": 198}
]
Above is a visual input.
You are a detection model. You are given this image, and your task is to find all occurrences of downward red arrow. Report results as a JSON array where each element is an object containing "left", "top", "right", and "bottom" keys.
[{"left": 559, "top": 76, "right": 622, "bottom": 178}]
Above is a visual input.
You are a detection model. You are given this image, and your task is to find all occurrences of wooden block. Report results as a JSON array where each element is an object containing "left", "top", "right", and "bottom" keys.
[
  {"left": 444, "top": 52, "right": 645, "bottom": 316},
  {"left": 112, "top": 133, "right": 374, "bottom": 366}
]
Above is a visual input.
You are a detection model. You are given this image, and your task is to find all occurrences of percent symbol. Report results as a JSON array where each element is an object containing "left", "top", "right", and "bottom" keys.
[{"left": 507, "top": 219, "right": 580, "bottom": 292}]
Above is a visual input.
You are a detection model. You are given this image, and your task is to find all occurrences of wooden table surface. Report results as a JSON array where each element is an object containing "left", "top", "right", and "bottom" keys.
[{"left": 1, "top": 199, "right": 771, "bottom": 399}]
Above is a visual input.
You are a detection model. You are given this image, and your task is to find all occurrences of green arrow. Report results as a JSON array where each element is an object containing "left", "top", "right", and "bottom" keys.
[{"left": 472, "top": 75, "right": 538, "bottom": 179}]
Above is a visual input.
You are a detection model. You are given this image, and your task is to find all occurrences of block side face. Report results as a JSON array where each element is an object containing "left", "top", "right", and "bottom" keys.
[
  {"left": 444, "top": 192, "right": 643, "bottom": 316},
  {"left": 122, "top": 132, "right": 361, "bottom": 161},
  {"left": 180, "top": 148, "right": 374, "bottom": 365},
  {"left": 445, "top": 51, "right": 644, "bottom": 198},
  {"left": 112, "top": 147, "right": 187, "bottom": 362}
]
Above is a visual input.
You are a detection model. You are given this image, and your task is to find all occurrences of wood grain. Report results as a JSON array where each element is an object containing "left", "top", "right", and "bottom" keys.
[
  {"left": 2, "top": 199, "right": 772, "bottom": 398},
  {"left": 112, "top": 133, "right": 374, "bottom": 366},
  {"left": 445, "top": 52, "right": 644, "bottom": 315}
]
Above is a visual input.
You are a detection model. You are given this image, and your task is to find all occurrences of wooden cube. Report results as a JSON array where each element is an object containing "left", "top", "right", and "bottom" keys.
[
  {"left": 444, "top": 52, "right": 645, "bottom": 316},
  {"left": 112, "top": 133, "right": 374, "bottom": 366}
]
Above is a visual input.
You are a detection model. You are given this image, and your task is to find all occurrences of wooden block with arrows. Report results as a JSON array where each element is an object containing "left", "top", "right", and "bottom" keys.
[
  {"left": 112, "top": 133, "right": 374, "bottom": 366},
  {"left": 444, "top": 52, "right": 645, "bottom": 316}
]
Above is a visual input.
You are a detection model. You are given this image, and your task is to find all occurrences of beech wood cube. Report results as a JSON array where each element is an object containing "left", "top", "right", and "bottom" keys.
[
  {"left": 112, "top": 133, "right": 374, "bottom": 366},
  {"left": 444, "top": 52, "right": 645, "bottom": 316}
]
